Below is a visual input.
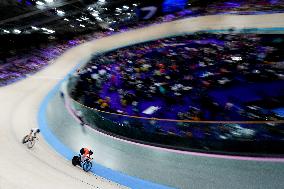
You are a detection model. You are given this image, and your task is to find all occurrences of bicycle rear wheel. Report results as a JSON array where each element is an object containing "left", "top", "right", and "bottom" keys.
[
  {"left": 27, "top": 139, "right": 35, "bottom": 149},
  {"left": 22, "top": 135, "right": 29, "bottom": 144}
]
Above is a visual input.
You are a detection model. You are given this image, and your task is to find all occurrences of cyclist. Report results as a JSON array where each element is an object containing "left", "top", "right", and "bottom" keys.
[
  {"left": 23, "top": 128, "right": 40, "bottom": 143},
  {"left": 79, "top": 148, "right": 93, "bottom": 162},
  {"left": 75, "top": 110, "right": 85, "bottom": 127}
]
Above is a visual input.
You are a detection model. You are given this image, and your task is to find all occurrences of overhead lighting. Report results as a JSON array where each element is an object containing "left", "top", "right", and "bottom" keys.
[
  {"left": 79, "top": 24, "right": 85, "bottom": 28},
  {"left": 81, "top": 16, "right": 89, "bottom": 21},
  {"left": 91, "top": 12, "right": 99, "bottom": 17},
  {"left": 3, "top": 29, "right": 10, "bottom": 34},
  {"left": 41, "top": 27, "right": 55, "bottom": 34},
  {"left": 44, "top": 0, "right": 54, "bottom": 3},
  {"left": 231, "top": 56, "right": 242, "bottom": 61},
  {"left": 13, "top": 29, "right": 21, "bottom": 34},
  {"left": 47, "top": 30, "right": 55, "bottom": 34},
  {"left": 56, "top": 10, "right": 65, "bottom": 16},
  {"left": 95, "top": 17, "right": 102, "bottom": 21},
  {"left": 87, "top": 7, "right": 93, "bottom": 11},
  {"left": 98, "top": 0, "right": 105, "bottom": 4},
  {"left": 70, "top": 25, "right": 75, "bottom": 28},
  {"left": 31, "top": 26, "right": 39, "bottom": 30},
  {"left": 64, "top": 18, "right": 69, "bottom": 21},
  {"left": 76, "top": 18, "right": 82, "bottom": 22},
  {"left": 36, "top": 1, "right": 45, "bottom": 6},
  {"left": 123, "top": 5, "right": 129, "bottom": 10},
  {"left": 133, "top": 4, "right": 138, "bottom": 7}
]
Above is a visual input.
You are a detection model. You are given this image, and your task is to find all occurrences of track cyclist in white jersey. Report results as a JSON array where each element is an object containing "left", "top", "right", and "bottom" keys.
[{"left": 23, "top": 128, "right": 40, "bottom": 143}]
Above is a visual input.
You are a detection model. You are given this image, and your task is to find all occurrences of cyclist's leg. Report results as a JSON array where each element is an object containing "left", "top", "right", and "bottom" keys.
[
  {"left": 81, "top": 154, "right": 87, "bottom": 162},
  {"left": 33, "top": 133, "right": 37, "bottom": 139},
  {"left": 28, "top": 131, "right": 33, "bottom": 140}
]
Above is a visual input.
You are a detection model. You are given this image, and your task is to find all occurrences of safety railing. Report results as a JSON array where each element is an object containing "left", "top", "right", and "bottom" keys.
[{"left": 67, "top": 77, "right": 284, "bottom": 156}]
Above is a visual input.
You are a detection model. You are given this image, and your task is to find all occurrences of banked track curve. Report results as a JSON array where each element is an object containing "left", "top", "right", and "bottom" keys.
[{"left": 1, "top": 13, "right": 284, "bottom": 189}]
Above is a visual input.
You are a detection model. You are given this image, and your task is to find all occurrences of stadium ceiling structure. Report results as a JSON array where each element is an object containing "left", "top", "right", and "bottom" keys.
[
  {"left": 0, "top": 0, "right": 144, "bottom": 35},
  {"left": 0, "top": 0, "right": 197, "bottom": 36}
]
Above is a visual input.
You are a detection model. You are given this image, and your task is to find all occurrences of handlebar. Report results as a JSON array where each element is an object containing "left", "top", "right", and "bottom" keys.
[{"left": 78, "top": 155, "right": 93, "bottom": 162}]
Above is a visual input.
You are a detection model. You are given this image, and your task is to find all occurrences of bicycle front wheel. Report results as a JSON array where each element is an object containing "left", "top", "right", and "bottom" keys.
[{"left": 83, "top": 161, "right": 92, "bottom": 172}]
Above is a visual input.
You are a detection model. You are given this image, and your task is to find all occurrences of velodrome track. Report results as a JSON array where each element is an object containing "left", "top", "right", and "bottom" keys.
[{"left": 1, "top": 13, "right": 284, "bottom": 189}]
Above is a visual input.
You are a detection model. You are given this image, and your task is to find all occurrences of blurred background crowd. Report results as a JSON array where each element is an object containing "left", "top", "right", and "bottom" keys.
[
  {"left": 68, "top": 32, "right": 284, "bottom": 154},
  {"left": 70, "top": 33, "right": 284, "bottom": 122},
  {"left": 1, "top": 0, "right": 284, "bottom": 86}
]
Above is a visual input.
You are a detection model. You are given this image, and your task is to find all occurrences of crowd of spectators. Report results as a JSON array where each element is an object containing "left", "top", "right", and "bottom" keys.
[
  {"left": 0, "top": 42, "right": 70, "bottom": 86},
  {"left": 70, "top": 33, "right": 284, "bottom": 122},
  {"left": 133, "top": 0, "right": 284, "bottom": 25},
  {"left": 1, "top": 0, "right": 284, "bottom": 87},
  {"left": 206, "top": 0, "right": 284, "bottom": 14},
  {"left": 0, "top": 32, "right": 113, "bottom": 86}
]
